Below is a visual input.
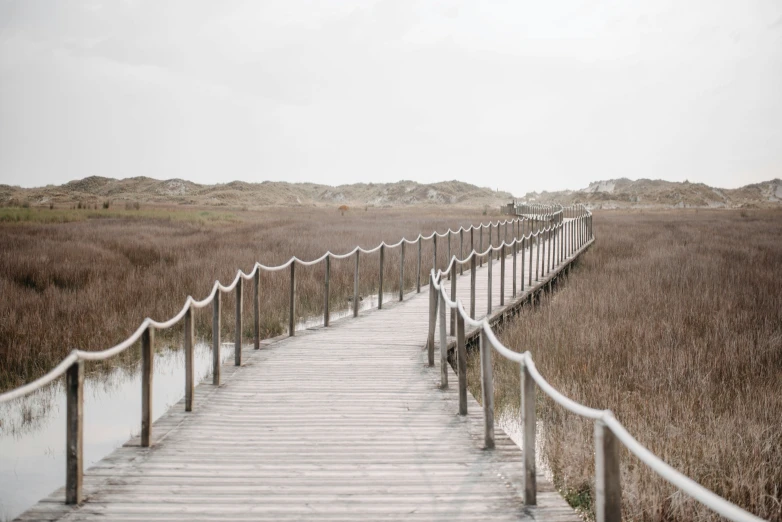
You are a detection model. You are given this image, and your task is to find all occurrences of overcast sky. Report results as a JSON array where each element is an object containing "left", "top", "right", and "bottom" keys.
[{"left": 0, "top": 1, "right": 780, "bottom": 195}]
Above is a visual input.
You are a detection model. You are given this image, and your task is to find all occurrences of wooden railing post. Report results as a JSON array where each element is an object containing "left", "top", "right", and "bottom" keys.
[
  {"left": 141, "top": 326, "right": 154, "bottom": 447},
  {"left": 470, "top": 227, "right": 474, "bottom": 263},
  {"left": 324, "top": 255, "right": 330, "bottom": 326},
  {"left": 456, "top": 313, "right": 467, "bottom": 415},
  {"left": 353, "top": 251, "right": 360, "bottom": 317},
  {"left": 572, "top": 219, "right": 576, "bottom": 255},
  {"left": 470, "top": 254, "right": 476, "bottom": 319},
  {"left": 521, "top": 237, "right": 526, "bottom": 292},
  {"left": 548, "top": 228, "right": 553, "bottom": 272},
  {"left": 500, "top": 244, "right": 506, "bottom": 306},
  {"left": 512, "top": 241, "right": 517, "bottom": 297},
  {"left": 66, "top": 359, "right": 84, "bottom": 505},
  {"left": 450, "top": 263, "right": 456, "bottom": 336},
  {"left": 521, "top": 362, "right": 536, "bottom": 505},
  {"left": 289, "top": 262, "right": 296, "bottom": 335},
  {"left": 459, "top": 229, "right": 464, "bottom": 276},
  {"left": 447, "top": 232, "right": 451, "bottom": 281},
  {"left": 235, "top": 278, "right": 243, "bottom": 366},
  {"left": 487, "top": 252, "right": 493, "bottom": 314},
  {"left": 439, "top": 289, "right": 447, "bottom": 388},
  {"left": 417, "top": 236, "right": 422, "bottom": 293},
  {"left": 535, "top": 234, "right": 541, "bottom": 281},
  {"left": 479, "top": 329, "right": 495, "bottom": 449},
  {"left": 562, "top": 222, "right": 566, "bottom": 262},
  {"left": 212, "top": 291, "right": 221, "bottom": 385},
  {"left": 185, "top": 305, "right": 194, "bottom": 412},
  {"left": 399, "top": 242, "right": 405, "bottom": 301},
  {"left": 378, "top": 244, "right": 385, "bottom": 310},
  {"left": 433, "top": 233, "right": 438, "bottom": 272},
  {"left": 479, "top": 226, "right": 483, "bottom": 267},
  {"left": 253, "top": 270, "right": 260, "bottom": 350},
  {"left": 498, "top": 223, "right": 502, "bottom": 260},
  {"left": 595, "top": 420, "right": 622, "bottom": 522},
  {"left": 427, "top": 274, "right": 436, "bottom": 367}
]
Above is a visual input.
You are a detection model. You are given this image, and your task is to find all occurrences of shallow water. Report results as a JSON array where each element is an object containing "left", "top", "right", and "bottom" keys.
[
  {"left": 0, "top": 295, "right": 395, "bottom": 520},
  {"left": 0, "top": 341, "right": 235, "bottom": 520}
]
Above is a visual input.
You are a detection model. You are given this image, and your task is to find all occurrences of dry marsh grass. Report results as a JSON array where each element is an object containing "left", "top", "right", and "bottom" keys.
[
  {"left": 468, "top": 209, "right": 782, "bottom": 521},
  {"left": 0, "top": 206, "right": 492, "bottom": 391}
]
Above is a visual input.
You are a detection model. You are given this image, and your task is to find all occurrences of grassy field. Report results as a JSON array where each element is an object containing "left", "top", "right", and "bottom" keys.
[
  {"left": 0, "top": 205, "right": 493, "bottom": 391},
  {"left": 468, "top": 209, "right": 782, "bottom": 521}
]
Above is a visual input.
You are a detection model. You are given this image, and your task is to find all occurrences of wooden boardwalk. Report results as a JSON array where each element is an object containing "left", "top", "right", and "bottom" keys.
[{"left": 19, "top": 241, "right": 582, "bottom": 521}]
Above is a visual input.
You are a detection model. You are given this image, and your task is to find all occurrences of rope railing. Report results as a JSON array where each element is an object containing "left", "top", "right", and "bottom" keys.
[
  {"left": 0, "top": 203, "right": 576, "bottom": 507},
  {"left": 426, "top": 207, "right": 764, "bottom": 522}
]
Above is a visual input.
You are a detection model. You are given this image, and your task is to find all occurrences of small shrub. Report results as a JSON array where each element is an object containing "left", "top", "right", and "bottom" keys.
[{"left": 102, "top": 200, "right": 111, "bottom": 209}]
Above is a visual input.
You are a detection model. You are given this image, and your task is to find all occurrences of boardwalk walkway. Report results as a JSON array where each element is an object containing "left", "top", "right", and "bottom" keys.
[{"left": 19, "top": 241, "right": 581, "bottom": 521}]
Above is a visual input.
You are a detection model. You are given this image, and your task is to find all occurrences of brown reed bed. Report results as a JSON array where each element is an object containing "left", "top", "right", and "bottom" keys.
[
  {"left": 468, "top": 208, "right": 782, "bottom": 521},
  {"left": 0, "top": 205, "right": 500, "bottom": 392}
]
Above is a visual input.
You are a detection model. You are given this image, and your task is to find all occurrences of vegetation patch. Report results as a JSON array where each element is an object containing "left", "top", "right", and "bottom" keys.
[{"left": 468, "top": 209, "right": 782, "bottom": 521}]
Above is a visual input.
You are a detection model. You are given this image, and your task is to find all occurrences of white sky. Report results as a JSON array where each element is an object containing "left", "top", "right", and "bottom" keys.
[{"left": 0, "top": 0, "right": 780, "bottom": 194}]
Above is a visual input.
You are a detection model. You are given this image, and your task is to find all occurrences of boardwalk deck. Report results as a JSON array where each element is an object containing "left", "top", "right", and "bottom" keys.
[{"left": 18, "top": 240, "right": 584, "bottom": 521}]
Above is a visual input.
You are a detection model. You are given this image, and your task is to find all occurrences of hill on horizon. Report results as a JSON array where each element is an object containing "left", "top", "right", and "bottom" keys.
[
  {"left": 2, "top": 176, "right": 781, "bottom": 211},
  {"left": 0, "top": 177, "right": 512, "bottom": 210},
  {"left": 520, "top": 178, "right": 782, "bottom": 209}
]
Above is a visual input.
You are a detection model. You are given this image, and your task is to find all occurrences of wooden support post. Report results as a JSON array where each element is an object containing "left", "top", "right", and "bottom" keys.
[
  {"left": 417, "top": 236, "right": 422, "bottom": 293},
  {"left": 456, "top": 313, "right": 467, "bottom": 415},
  {"left": 212, "top": 292, "right": 221, "bottom": 386},
  {"left": 470, "top": 227, "right": 474, "bottom": 263},
  {"left": 141, "top": 326, "right": 154, "bottom": 447},
  {"left": 433, "top": 233, "right": 438, "bottom": 272},
  {"left": 470, "top": 254, "right": 476, "bottom": 319},
  {"left": 235, "top": 278, "right": 243, "bottom": 366},
  {"left": 184, "top": 305, "right": 194, "bottom": 411},
  {"left": 521, "top": 362, "right": 536, "bottom": 505},
  {"left": 439, "top": 290, "right": 447, "bottom": 388},
  {"left": 543, "top": 230, "right": 548, "bottom": 275},
  {"left": 595, "top": 420, "right": 622, "bottom": 522},
  {"left": 427, "top": 275, "right": 436, "bottom": 367},
  {"left": 479, "top": 226, "right": 483, "bottom": 267},
  {"left": 500, "top": 245, "right": 505, "bottom": 306},
  {"left": 498, "top": 223, "right": 502, "bottom": 260},
  {"left": 459, "top": 229, "right": 464, "bottom": 276},
  {"left": 512, "top": 241, "right": 517, "bottom": 297},
  {"left": 521, "top": 237, "right": 526, "bottom": 292},
  {"left": 450, "top": 266, "right": 456, "bottom": 336},
  {"left": 66, "top": 359, "right": 84, "bottom": 505},
  {"left": 447, "top": 232, "right": 451, "bottom": 281},
  {"left": 487, "top": 253, "right": 493, "bottom": 314},
  {"left": 529, "top": 236, "right": 534, "bottom": 286},
  {"left": 353, "top": 251, "right": 360, "bottom": 317},
  {"left": 378, "top": 244, "right": 385, "bottom": 310},
  {"left": 253, "top": 271, "right": 260, "bottom": 349},
  {"left": 324, "top": 255, "right": 330, "bottom": 326},
  {"left": 289, "top": 262, "right": 296, "bottom": 335},
  {"left": 479, "top": 329, "right": 495, "bottom": 449},
  {"left": 535, "top": 234, "right": 541, "bottom": 281},
  {"left": 399, "top": 242, "right": 405, "bottom": 301}
]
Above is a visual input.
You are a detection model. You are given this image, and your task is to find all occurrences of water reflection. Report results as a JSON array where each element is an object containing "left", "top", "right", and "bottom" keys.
[{"left": 0, "top": 342, "right": 233, "bottom": 520}]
